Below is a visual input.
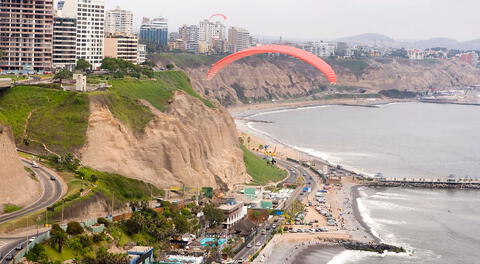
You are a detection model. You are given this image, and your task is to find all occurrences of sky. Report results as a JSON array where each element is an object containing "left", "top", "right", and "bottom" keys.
[{"left": 103, "top": 0, "right": 479, "bottom": 41}]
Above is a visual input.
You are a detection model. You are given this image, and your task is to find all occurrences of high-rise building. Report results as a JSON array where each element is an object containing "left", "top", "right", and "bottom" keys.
[
  {"left": 0, "top": 0, "right": 54, "bottom": 71},
  {"left": 139, "top": 17, "right": 168, "bottom": 47},
  {"left": 105, "top": 6, "right": 133, "bottom": 36},
  {"left": 179, "top": 25, "right": 199, "bottom": 43},
  {"left": 199, "top": 20, "right": 226, "bottom": 43},
  {"left": 228, "top": 27, "right": 251, "bottom": 53},
  {"left": 104, "top": 34, "right": 139, "bottom": 63},
  {"left": 52, "top": 16, "right": 77, "bottom": 70},
  {"left": 58, "top": 0, "right": 105, "bottom": 69}
]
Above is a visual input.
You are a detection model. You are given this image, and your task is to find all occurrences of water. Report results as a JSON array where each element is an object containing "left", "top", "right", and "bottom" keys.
[{"left": 242, "top": 103, "right": 480, "bottom": 264}]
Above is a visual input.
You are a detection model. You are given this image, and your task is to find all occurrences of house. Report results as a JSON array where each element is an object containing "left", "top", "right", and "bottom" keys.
[
  {"left": 128, "top": 246, "right": 154, "bottom": 264},
  {"left": 218, "top": 201, "right": 247, "bottom": 229}
]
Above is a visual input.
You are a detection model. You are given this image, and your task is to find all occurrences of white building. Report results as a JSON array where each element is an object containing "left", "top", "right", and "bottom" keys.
[
  {"left": 199, "top": 19, "right": 226, "bottom": 43},
  {"left": 105, "top": 6, "right": 133, "bottom": 36},
  {"left": 137, "top": 44, "right": 146, "bottom": 64},
  {"left": 219, "top": 202, "right": 247, "bottom": 229},
  {"left": 104, "top": 35, "right": 139, "bottom": 63},
  {"left": 52, "top": 16, "right": 77, "bottom": 70},
  {"left": 58, "top": 0, "right": 105, "bottom": 69}
]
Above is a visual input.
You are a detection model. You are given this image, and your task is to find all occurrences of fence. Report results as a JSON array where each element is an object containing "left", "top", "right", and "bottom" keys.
[{"left": 14, "top": 231, "right": 50, "bottom": 263}]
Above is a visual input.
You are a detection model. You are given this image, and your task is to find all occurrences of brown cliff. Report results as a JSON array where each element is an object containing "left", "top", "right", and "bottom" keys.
[
  {"left": 80, "top": 91, "right": 250, "bottom": 190},
  {"left": 0, "top": 125, "right": 41, "bottom": 212}
]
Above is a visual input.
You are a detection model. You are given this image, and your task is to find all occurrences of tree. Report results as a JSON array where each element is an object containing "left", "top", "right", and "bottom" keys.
[
  {"left": 173, "top": 215, "right": 191, "bottom": 234},
  {"left": 76, "top": 59, "right": 91, "bottom": 72},
  {"left": 66, "top": 221, "right": 84, "bottom": 235},
  {"left": 54, "top": 69, "right": 73, "bottom": 85},
  {"left": 50, "top": 229, "right": 68, "bottom": 253},
  {"left": 166, "top": 64, "right": 175, "bottom": 70},
  {"left": 25, "top": 244, "right": 48, "bottom": 263},
  {"left": 95, "top": 248, "right": 130, "bottom": 264},
  {"left": 203, "top": 205, "right": 224, "bottom": 227}
]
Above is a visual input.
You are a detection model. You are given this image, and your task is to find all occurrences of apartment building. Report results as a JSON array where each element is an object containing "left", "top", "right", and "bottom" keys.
[
  {"left": 0, "top": 0, "right": 54, "bottom": 71},
  {"left": 58, "top": 0, "right": 105, "bottom": 69},
  {"left": 227, "top": 27, "right": 251, "bottom": 53},
  {"left": 137, "top": 44, "right": 146, "bottom": 64},
  {"left": 52, "top": 16, "right": 77, "bottom": 70},
  {"left": 105, "top": 6, "right": 133, "bottom": 36},
  {"left": 104, "top": 34, "right": 139, "bottom": 63}
]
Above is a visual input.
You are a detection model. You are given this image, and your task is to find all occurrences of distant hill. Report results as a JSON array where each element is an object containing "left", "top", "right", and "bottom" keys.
[
  {"left": 336, "top": 34, "right": 480, "bottom": 50},
  {"left": 336, "top": 33, "right": 396, "bottom": 45}
]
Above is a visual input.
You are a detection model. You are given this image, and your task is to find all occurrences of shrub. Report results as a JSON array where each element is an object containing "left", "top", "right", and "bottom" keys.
[
  {"left": 97, "top": 217, "right": 110, "bottom": 227},
  {"left": 66, "top": 221, "right": 84, "bottom": 235}
]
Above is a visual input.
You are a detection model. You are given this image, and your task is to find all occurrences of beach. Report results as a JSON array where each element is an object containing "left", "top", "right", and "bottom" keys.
[{"left": 233, "top": 102, "right": 380, "bottom": 264}]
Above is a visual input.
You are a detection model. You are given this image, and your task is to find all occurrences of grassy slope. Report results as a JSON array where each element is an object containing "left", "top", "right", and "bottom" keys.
[
  {"left": 110, "top": 71, "right": 214, "bottom": 112},
  {"left": 0, "top": 86, "right": 89, "bottom": 154},
  {"left": 241, "top": 145, "right": 287, "bottom": 185}
]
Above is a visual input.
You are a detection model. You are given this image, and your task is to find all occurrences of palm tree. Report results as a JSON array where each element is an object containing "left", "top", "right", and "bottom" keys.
[{"left": 50, "top": 229, "right": 68, "bottom": 253}]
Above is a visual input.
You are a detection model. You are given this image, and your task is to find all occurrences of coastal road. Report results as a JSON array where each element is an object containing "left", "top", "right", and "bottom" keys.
[
  {"left": 234, "top": 159, "right": 321, "bottom": 261},
  {"left": 0, "top": 238, "right": 26, "bottom": 264},
  {"left": 0, "top": 160, "right": 64, "bottom": 225}
]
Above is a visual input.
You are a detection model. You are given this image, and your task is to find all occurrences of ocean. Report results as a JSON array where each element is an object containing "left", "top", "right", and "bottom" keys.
[{"left": 240, "top": 102, "right": 480, "bottom": 264}]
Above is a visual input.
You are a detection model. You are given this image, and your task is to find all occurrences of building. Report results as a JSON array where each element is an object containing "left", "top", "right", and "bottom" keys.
[
  {"left": 53, "top": 16, "right": 77, "bottom": 70},
  {"left": 336, "top": 42, "right": 348, "bottom": 57},
  {"left": 58, "top": 0, "right": 106, "bottom": 69},
  {"left": 168, "top": 39, "right": 186, "bottom": 51},
  {"left": 104, "top": 34, "right": 139, "bottom": 63},
  {"left": 139, "top": 17, "right": 168, "bottom": 47},
  {"left": 219, "top": 202, "right": 247, "bottom": 229},
  {"left": 228, "top": 27, "right": 251, "bottom": 53},
  {"left": 199, "top": 19, "right": 226, "bottom": 43},
  {"left": 407, "top": 49, "right": 426, "bottom": 60},
  {"left": 179, "top": 25, "right": 200, "bottom": 43},
  {"left": 127, "top": 246, "right": 154, "bottom": 264},
  {"left": 0, "top": 0, "right": 54, "bottom": 72},
  {"left": 105, "top": 6, "right": 133, "bottom": 36},
  {"left": 137, "top": 44, "right": 146, "bottom": 64},
  {"left": 460, "top": 52, "right": 479, "bottom": 66}
]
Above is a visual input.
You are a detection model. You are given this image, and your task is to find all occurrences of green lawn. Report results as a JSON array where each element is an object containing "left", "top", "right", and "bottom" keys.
[
  {"left": 151, "top": 53, "right": 222, "bottom": 68},
  {"left": 44, "top": 244, "right": 77, "bottom": 262},
  {"left": 0, "top": 85, "right": 89, "bottom": 154},
  {"left": 326, "top": 59, "right": 370, "bottom": 78},
  {"left": 241, "top": 145, "right": 287, "bottom": 185}
]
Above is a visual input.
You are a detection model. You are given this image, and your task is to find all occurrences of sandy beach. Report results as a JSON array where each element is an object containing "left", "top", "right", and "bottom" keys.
[{"left": 234, "top": 101, "right": 380, "bottom": 263}]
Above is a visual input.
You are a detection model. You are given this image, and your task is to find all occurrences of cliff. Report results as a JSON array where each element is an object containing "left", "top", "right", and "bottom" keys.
[
  {"left": 80, "top": 90, "right": 249, "bottom": 190},
  {"left": 152, "top": 54, "right": 480, "bottom": 106},
  {"left": 0, "top": 124, "right": 41, "bottom": 212}
]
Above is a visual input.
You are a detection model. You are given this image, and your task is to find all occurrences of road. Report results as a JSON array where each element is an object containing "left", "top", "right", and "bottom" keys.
[
  {"left": 0, "top": 160, "right": 64, "bottom": 263},
  {"left": 234, "top": 158, "right": 321, "bottom": 262},
  {"left": 0, "top": 160, "right": 63, "bottom": 225}
]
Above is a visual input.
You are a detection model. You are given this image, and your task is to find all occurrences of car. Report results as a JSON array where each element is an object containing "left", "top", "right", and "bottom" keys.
[
  {"left": 15, "top": 244, "right": 23, "bottom": 250},
  {"left": 28, "top": 236, "right": 37, "bottom": 243},
  {"left": 50, "top": 176, "right": 56, "bottom": 181},
  {"left": 5, "top": 254, "right": 13, "bottom": 261},
  {"left": 236, "top": 258, "right": 245, "bottom": 263},
  {"left": 31, "top": 161, "right": 39, "bottom": 168},
  {"left": 261, "top": 229, "right": 266, "bottom": 235},
  {"left": 247, "top": 243, "right": 252, "bottom": 248},
  {"left": 255, "top": 242, "right": 262, "bottom": 247},
  {"left": 272, "top": 224, "right": 277, "bottom": 229}
]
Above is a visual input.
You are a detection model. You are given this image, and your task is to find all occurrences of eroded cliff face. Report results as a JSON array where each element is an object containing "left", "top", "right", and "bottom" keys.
[
  {"left": 0, "top": 125, "right": 41, "bottom": 211},
  {"left": 181, "top": 57, "right": 480, "bottom": 106},
  {"left": 80, "top": 91, "right": 249, "bottom": 190}
]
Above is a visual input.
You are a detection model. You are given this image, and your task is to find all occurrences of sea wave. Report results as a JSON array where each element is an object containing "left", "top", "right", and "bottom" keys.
[
  {"left": 327, "top": 249, "right": 413, "bottom": 264},
  {"left": 356, "top": 196, "right": 383, "bottom": 242}
]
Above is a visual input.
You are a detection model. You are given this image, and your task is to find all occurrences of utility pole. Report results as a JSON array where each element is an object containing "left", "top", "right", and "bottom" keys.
[
  {"left": 26, "top": 216, "right": 29, "bottom": 253},
  {"left": 61, "top": 200, "right": 65, "bottom": 223}
]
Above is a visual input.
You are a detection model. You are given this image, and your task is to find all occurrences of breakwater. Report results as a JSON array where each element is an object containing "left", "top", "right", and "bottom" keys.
[
  {"left": 342, "top": 241, "right": 406, "bottom": 254},
  {"left": 366, "top": 178, "right": 480, "bottom": 189}
]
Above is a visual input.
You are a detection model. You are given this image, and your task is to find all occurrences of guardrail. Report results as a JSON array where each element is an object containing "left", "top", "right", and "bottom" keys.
[{"left": 14, "top": 232, "right": 50, "bottom": 263}]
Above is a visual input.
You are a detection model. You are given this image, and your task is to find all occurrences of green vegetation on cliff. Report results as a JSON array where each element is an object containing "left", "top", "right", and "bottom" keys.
[
  {"left": 241, "top": 145, "right": 287, "bottom": 185},
  {"left": 0, "top": 86, "right": 89, "bottom": 154},
  {"left": 0, "top": 71, "right": 213, "bottom": 154}
]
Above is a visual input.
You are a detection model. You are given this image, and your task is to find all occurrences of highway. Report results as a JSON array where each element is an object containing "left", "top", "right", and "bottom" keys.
[
  {"left": 0, "top": 160, "right": 64, "bottom": 263},
  {"left": 234, "top": 158, "right": 321, "bottom": 262},
  {"left": 0, "top": 160, "right": 64, "bottom": 225}
]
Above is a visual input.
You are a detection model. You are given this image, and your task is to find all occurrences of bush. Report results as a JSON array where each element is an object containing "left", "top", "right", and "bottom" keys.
[
  {"left": 66, "top": 221, "right": 84, "bottom": 235},
  {"left": 25, "top": 244, "right": 48, "bottom": 263},
  {"left": 97, "top": 217, "right": 110, "bottom": 227}
]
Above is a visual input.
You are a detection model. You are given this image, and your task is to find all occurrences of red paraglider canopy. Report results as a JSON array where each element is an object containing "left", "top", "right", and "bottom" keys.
[
  {"left": 209, "top": 13, "right": 227, "bottom": 21},
  {"left": 206, "top": 45, "right": 337, "bottom": 84}
]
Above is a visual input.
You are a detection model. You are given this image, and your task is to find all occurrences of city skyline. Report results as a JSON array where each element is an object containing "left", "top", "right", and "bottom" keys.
[{"left": 102, "top": 0, "right": 480, "bottom": 42}]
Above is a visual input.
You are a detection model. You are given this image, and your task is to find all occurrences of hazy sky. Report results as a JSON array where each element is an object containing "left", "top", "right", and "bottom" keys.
[{"left": 104, "top": 0, "right": 479, "bottom": 41}]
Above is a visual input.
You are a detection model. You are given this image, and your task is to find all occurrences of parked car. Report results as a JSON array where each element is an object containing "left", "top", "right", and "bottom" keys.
[{"left": 247, "top": 243, "right": 252, "bottom": 248}]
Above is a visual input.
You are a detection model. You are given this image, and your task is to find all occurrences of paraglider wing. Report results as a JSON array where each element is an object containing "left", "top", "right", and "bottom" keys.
[
  {"left": 206, "top": 45, "right": 337, "bottom": 84},
  {"left": 209, "top": 13, "right": 227, "bottom": 21}
]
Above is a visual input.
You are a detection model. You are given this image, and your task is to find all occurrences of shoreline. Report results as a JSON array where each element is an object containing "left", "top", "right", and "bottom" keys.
[{"left": 234, "top": 101, "right": 383, "bottom": 263}]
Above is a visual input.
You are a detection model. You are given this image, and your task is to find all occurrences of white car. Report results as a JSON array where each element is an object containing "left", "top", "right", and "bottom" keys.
[
  {"left": 31, "top": 161, "right": 39, "bottom": 168},
  {"left": 255, "top": 242, "right": 262, "bottom": 247}
]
